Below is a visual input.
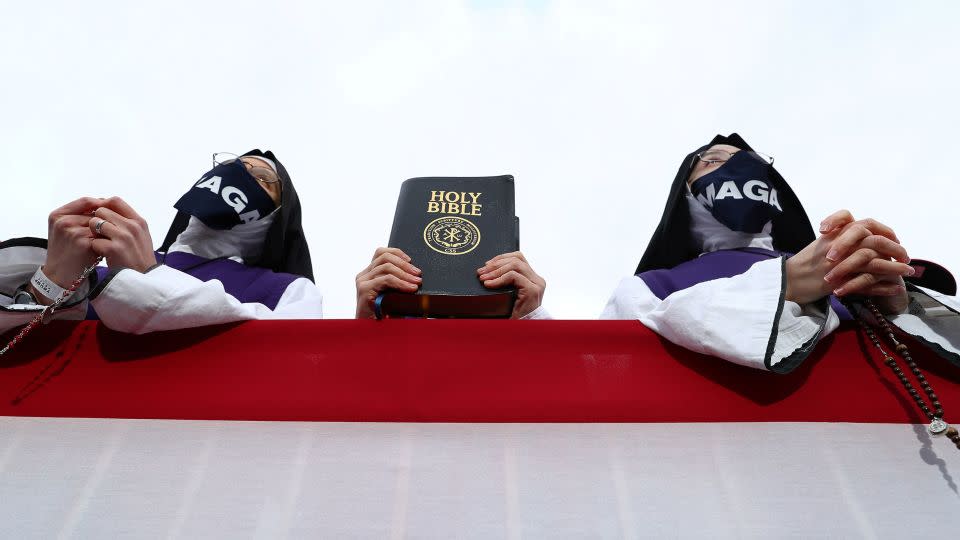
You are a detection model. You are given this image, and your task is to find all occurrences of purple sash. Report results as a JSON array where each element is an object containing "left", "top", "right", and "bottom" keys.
[
  {"left": 637, "top": 248, "right": 851, "bottom": 320},
  {"left": 88, "top": 251, "right": 301, "bottom": 319}
]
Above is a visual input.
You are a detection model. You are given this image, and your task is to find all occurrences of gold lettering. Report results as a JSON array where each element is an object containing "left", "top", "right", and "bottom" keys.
[{"left": 426, "top": 191, "right": 483, "bottom": 215}]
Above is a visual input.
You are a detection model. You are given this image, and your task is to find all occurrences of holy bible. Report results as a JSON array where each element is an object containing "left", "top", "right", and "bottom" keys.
[{"left": 377, "top": 175, "right": 519, "bottom": 318}]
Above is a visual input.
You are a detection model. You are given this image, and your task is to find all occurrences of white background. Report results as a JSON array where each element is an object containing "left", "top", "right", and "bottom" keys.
[{"left": 2, "top": 0, "right": 957, "bottom": 318}]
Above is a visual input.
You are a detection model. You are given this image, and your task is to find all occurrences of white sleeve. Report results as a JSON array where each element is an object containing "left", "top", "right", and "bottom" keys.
[
  {"left": 886, "top": 285, "right": 960, "bottom": 362},
  {"left": 600, "top": 257, "right": 839, "bottom": 372},
  {"left": 90, "top": 265, "right": 323, "bottom": 334}
]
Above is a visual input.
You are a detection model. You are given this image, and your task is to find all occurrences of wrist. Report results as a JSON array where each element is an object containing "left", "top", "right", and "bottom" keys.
[
  {"left": 26, "top": 283, "right": 54, "bottom": 306},
  {"left": 30, "top": 266, "right": 74, "bottom": 304},
  {"left": 41, "top": 265, "right": 79, "bottom": 290},
  {"left": 784, "top": 259, "right": 830, "bottom": 305},
  {"left": 783, "top": 259, "right": 804, "bottom": 304}
]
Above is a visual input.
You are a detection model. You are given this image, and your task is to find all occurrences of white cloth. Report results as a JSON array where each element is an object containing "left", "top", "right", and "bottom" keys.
[
  {"left": 601, "top": 257, "right": 840, "bottom": 371},
  {"left": 887, "top": 285, "right": 960, "bottom": 358},
  {"left": 2, "top": 418, "right": 957, "bottom": 539},
  {"left": 91, "top": 265, "right": 322, "bottom": 334},
  {"left": 243, "top": 155, "right": 277, "bottom": 173},
  {"left": 167, "top": 213, "right": 277, "bottom": 264}
]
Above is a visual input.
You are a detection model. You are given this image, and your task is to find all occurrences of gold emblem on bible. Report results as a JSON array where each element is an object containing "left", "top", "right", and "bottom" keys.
[{"left": 423, "top": 216, "right": 481, "bottom": 255}]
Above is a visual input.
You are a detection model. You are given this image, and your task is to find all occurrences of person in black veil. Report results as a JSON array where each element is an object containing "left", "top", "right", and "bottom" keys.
[
  {"left": 601, "top": 133, "right": 959, "bottom": 372},
  {"left": 1, "top": 150, "right": 323, "bottom": 335}
]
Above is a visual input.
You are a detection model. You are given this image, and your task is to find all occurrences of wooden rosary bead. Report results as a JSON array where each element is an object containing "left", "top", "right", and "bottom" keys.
[{"left": 849, "top": 298, "right": 957, "bottom": 453}]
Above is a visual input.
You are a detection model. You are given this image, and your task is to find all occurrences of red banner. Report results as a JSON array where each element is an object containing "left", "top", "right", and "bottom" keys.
[{"left": 1, "top": 320, "right": 957, "bottom": 423}]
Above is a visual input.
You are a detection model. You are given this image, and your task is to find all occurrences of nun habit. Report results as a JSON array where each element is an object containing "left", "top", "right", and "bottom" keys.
[{"left": 601, "top": 134, "right": 960, "bottom": 372}]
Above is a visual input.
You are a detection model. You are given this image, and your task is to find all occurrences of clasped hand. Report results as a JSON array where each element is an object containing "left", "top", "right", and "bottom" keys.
[
  {"left": 42, "top": 197, "right": 156, "bottom": 291},
  {"left": 785, "top": 209, "right": 912, "bottom": 314}
]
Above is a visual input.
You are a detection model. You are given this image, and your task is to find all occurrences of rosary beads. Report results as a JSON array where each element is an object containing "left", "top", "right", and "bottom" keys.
[{"left": 851, "top": 298, "right": 960, "bottom": 450}]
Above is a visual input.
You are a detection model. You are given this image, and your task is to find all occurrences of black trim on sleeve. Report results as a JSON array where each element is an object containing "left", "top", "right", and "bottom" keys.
[
  {"left": 0, "top": 237, "right": 48, "bottom": 250},
  {"left": 87, "top": 267, "right": 124, "bottom": 301},
  {"left": 764, "top": 256, "right": 830, "bottom": 374},
  {"left": 905, "top": 283, "right": 960, "bottom": 316},
  {"left": 88, "top": 263, "right": 165, "bottom": 301},
  {"left": 891, "top": 283, "right": 960, "bottom": 368},
  {"left": 904, "top": 331, "right": 960, "bottom": 368}
]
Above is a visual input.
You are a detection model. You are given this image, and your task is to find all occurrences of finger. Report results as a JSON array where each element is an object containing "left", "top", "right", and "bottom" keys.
[
  {"left": 372, "top": 247, "right": 411, "bottom": 263},
  {"left": 833, "top": 273, "right": 881, "bottom": 297},
  {"left": 857, "top": 235, "right": 910, "bottom": 263},
  {"left": 861, "top": 283, "right": 907, "bottom": 297},
  {"left": 49, "top": 197, "right": 105, "bottom": 221},
  {"left": 88, "top": 216, "right": 122, "bottom": 239},
  {"left": 479, "top": 254, "right": 526, "bottom": 275},
  {"left": 66, "top": 224, "right": 97, "bottom": 242},
  {"left": 483, "top": 269, "right": 535, "bottom": 290},
  {"left": 831, "top": 271, "right": 909, "bottom": 298},
  {"left": 856, "top": 259, "right": 914, "bottom": 277},
  {"left": 851, "top": 217, "right": 900, "bottom": 244},
  {"left": 89, "top": 237, "right": 115, "bottom": 257},
  {"left": 97, "top": 196, "right": 144, "bottom": 223},
  {"left": 819, "top": 209, "right": 854, "bottom": 234},
  {"left": 485, "top": 251, "right": 527, "bottom": 267},
  {"left": 53, "top": 214, "right": 98, "bottom": 231},
  {"left": 371, "top": 252, "right": 421, "bottom": 275},
  {"left": 825, "top": 224, "right": 873, "bottom": 262},
  {"left": 826, "top": 249, "right": 914, "bottom": 284},
  {"left": 361, "top": 262, "right": 421, "bottom": 285},
  {"left": 364, "top": 274, "right": 419, "bottom": 294},
  {"left": 92, "top": 206, "right": 134, "bottom": 229},
  {"left": 478, "top": 259, "right": 531, "bottom": 281}
]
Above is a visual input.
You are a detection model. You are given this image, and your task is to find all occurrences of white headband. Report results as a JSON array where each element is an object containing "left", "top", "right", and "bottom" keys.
[{"left": 243, "top": 155, "right": 278, "bottom": 173}]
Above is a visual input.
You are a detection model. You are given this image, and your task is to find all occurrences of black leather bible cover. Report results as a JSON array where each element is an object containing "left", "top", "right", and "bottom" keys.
[{"left": 379, "top": 175, "right": 518, "bottom": 318}]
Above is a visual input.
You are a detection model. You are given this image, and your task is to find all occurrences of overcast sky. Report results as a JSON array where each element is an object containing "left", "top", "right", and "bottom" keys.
[{"left": 3, "top": 1, "right": 957, "bottom": 318}]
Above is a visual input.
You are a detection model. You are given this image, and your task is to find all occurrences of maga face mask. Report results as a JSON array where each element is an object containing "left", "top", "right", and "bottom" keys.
[
  {"left": 174, "top": 160, "right": 278, "bottom": 230},
  {"left": 689, "top": 150, "right": 783, "bottom": 234}
]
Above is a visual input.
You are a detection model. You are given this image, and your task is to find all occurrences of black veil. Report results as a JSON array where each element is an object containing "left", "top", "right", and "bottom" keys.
[
  {"left": 159, "top": 149, "right": 314, "bottom": 281},
  {"left": 634, "top": 133, "right": 816, "bottom": 275}
]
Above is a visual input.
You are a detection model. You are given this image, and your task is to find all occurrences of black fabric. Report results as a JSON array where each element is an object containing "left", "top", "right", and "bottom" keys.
[
  {"left": 689, "top": 150, "right": 783, "bottom": 233},
  {"left": 159, "top": 149, "right": 314, "bottom": 282},
  {"left": 635, "top": 133, "right": 816, "bottom": 274},
  {"left": 0, "top": 237, "right": 48, "bottom": 250},
  {"left": 906, "top": 258, "right": 957, "bottom": 296},
  {"left": 172, "top": 159, "right": 278, "bottom": 230}
]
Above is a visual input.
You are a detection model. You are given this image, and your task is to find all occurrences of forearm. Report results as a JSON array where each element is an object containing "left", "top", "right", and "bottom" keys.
[{"left": 91, "top": 266, "right": 323, "bottom": 334}]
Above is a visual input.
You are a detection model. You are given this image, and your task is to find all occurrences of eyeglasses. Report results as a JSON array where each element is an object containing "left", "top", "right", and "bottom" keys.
[
  {"left": 212, "top": 152, "right": 281, "bottom": 185},
  {"left": 694, "top": 149, "right": 774, "bottom": 166}
]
